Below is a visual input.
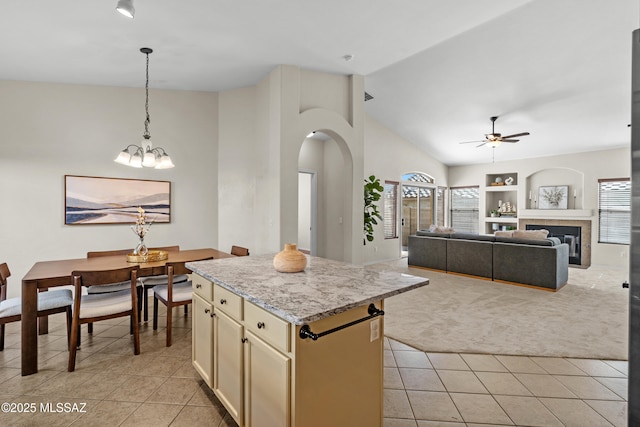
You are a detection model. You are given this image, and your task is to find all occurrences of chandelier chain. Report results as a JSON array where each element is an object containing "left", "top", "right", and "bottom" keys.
[
  {"left": 114, "top": 47, "right": 174, "bottom": 169},
  {"left": 144, "top": 51, "right": 150, "bottom": 139}
]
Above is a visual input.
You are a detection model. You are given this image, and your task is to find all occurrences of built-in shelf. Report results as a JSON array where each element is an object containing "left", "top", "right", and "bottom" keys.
[
  {"left": 486, "top": 217, "right": 518, "bottom": 223},
  {"left": 486, "top": 185, "right": 517, "bottom": 192},
  {"left": 483, "top": 172, "right": 519, "bottom": 234},
  {"left": 518, "top": 209, "right": 594, "bottom": 219}
]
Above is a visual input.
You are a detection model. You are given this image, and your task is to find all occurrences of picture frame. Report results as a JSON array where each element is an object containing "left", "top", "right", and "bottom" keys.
[
  {"left": 538, "top": 185, "right": 568, "bottom": 210},
  {"left": 65, "top": 175, "right": 171, "bottom": 225}
]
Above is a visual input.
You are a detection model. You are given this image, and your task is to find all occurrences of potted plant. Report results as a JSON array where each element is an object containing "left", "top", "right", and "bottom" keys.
[
  {"left": 364, "top": 175, "right": 384, "bottom": 244},
  {"left": 490, "top": 209, "right": 499, "bottom": 217}
]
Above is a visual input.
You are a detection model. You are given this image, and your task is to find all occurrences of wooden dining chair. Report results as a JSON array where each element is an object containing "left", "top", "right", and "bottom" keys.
[
  {"left": 86, "top": 246, "right": 186, "bottom": 322},
  {"left": 230, "top": 245, "right": 250, "bottom": 256},
  {"left": 0, "top": 262, "right": 73, "bottom": 351},
  {"left": 153, "top": 258, "right": 213, "bottom": 346},
  {"left": 135, "top": 246, "right": 189, "bottom": 322},
  {"left": 68, "top": 266, "right": 140, "bottom": 372}
]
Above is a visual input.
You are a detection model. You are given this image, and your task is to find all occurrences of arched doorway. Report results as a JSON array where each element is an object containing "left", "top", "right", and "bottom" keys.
[{"left": 298, "top": 131, "right": 347, "bottom": 261}]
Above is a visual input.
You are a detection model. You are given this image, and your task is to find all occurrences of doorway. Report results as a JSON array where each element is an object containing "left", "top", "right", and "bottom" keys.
[
  {"left": 401, "top": 185, "right": 435, "bottom": 256},
  {"left": 298, "top": 171, "right": 317, "bottom": 255}
]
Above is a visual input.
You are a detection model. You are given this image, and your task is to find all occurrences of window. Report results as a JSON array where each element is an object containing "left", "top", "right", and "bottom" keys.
[
  {"left": 384, "top": 181, "right": 399, "bottom": 239},
  {"left": 598, "top": 178, "right": 630, "bottom": 244},
  {"left": 450, "top": 186, "right": 479, "bottom": 233}
]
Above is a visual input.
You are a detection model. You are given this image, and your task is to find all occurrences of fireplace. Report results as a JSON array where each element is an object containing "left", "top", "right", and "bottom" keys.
[{"left": 526, "top": 224, "right": 581, "bottom": 265}]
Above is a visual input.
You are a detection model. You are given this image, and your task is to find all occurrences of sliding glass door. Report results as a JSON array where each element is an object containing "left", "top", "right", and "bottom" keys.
[{"left": 401, "top": 185, "right": 434, "bottom": 249}]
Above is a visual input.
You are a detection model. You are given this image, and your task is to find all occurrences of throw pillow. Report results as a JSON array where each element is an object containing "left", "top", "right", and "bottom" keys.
[
  {"left": 513, "top": 229, "right": 549, "bottom": 240},
  {"left": 428, "top": 224, "right": 455, "bottom": 234},
  {"left": 494, "top": 230, "right": 514, "bottom": 238}
]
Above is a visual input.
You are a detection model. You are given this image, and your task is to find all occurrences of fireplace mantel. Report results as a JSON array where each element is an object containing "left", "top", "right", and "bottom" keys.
[{"left": 518, "top": 209, "right": 594, "bottom": 219}]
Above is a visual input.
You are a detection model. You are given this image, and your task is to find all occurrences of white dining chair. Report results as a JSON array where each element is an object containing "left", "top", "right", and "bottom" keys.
[{"left": 0, "top": 262, "right": 73, "bottom": 351}]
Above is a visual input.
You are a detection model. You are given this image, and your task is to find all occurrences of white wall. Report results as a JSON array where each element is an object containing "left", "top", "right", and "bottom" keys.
[
  {"left": 0, "top": 80, "right": 219, "bottom": 297},
  {"left": 448, "top": 147, "right": 630, "bottom": 266},
  {"left": 218, "top": 86, "right": 257, "bottom": 253},
  {"left": 217, "top": 66, "right": 365, "bottom": 261}
]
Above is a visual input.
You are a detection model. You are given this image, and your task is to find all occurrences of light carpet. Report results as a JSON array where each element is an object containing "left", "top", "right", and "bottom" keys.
[{"left": 370, "top": 259, "right": 629, "bottom": 360}]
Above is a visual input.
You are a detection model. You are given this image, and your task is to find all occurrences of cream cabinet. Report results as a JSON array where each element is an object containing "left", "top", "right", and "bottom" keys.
[
  {"left": 192, "top": 273, "right": 384, "bottom": 427},
  {"left": 244, "top": 330, "right": 291, "bottom": 427},
  {"left": 213, "top": 309, "right": 243, "bottom": 423},
  {"left": 192, "top": 293, "right": 214, "bottom": 387}
]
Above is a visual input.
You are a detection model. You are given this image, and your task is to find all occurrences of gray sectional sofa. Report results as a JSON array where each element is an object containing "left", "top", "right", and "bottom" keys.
[{"left": 408, "top": 231, "right": 569, "bottom": 290}]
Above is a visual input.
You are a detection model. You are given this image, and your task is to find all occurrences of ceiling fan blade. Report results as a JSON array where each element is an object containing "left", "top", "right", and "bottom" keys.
[
  {"left": 476, "top": 142, "right": 488, "bottom": 148},
  {"left": 501, "top": 139, "right": 519, "bottom": 143},
  {"left": 500, "top": 132, "right": 530, "bottom": 139},
  {"left": 459, "top": 140, "right": 486, "bottom": 144}
]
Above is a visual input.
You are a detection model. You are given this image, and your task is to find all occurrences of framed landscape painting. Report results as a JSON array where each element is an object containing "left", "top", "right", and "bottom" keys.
[
  {"left": 65, "top": 175, "right": 171, "bottom": 225},
  {"left": 538, "top": 185, "right": 568, "bottom": 209}
]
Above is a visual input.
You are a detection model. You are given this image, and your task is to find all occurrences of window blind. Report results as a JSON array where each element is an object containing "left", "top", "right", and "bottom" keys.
[
  {"left": 384, "top": 181, "right": 399, "bottom": 239},
  {"left": 450, "top": 186, "right": 479, "bottom": 233},
  {"left": 598, "top": 178, "right": 630, "bottom": 244},
  {"left": 437, "top": 186, "right": 446, "bottom": 227}
]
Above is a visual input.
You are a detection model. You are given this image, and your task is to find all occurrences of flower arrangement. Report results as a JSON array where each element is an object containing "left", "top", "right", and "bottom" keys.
[{"left": 131, "top": 206, "right": 153, "bottom": 255}]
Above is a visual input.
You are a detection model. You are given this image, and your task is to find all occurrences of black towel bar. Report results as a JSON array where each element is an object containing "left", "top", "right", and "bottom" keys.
[{"left": 298, "top": 303, "right": 384, "bottom": 341}]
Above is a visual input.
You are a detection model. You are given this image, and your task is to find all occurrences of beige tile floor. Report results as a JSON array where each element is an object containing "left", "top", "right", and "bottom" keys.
[
  {"left": 384, "top": 338, "right": 628, "bottom": 427},
  {"left": 0, "top": 301, "right": 628, "bottom": 426}
]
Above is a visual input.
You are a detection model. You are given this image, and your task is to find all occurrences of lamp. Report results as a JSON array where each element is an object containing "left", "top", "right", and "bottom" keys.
[
  {"left": 116, "top": 0, "right": 135, "bottom": 18},
  {"left": 486, "top": 139, "right": 502, "bottom": 148},
  {"left": 115, "top": 48, "right": 174, "bottom": 169}
]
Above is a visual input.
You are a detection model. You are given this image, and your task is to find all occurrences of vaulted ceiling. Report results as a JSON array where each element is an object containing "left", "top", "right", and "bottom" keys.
[{"left": 1, "top": 0, "right": 636, "bottom": 165}]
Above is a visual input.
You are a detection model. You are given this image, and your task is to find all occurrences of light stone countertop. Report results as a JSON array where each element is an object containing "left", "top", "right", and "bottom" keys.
[{"left": 187, "top": 254, "right": 429, "bottom": 325}]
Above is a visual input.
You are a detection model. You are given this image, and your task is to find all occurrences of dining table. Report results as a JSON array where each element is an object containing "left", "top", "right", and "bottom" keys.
[{"left": 20, "top": 248, "right": 233, "bottom": 376}]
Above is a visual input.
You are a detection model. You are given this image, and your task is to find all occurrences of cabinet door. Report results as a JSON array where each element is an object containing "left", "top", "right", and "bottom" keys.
[
  {"left": 213, "top": 309, "right": 244, "bottom": 424},
  {"left": 244, "top": 330, "right": 291, "bottom": 427},
  {"left": 192, "top": 294, "right": 214, "bottom": 387}
]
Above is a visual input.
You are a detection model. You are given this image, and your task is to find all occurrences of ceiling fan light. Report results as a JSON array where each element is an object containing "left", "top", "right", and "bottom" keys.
[
  {"left": 487, "top": 140, "right": 502, "bottom": 148},
  {"left": 116, "top": 0, "right": 135, "bottom": 18}
]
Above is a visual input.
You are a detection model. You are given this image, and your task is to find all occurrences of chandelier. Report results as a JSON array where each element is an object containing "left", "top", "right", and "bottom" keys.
[
  {"left": 115, "top": 48, "right": 174, "bottom": 169},
  {"left": 115, "top": 0, "right": 135, "bottom": 18}
]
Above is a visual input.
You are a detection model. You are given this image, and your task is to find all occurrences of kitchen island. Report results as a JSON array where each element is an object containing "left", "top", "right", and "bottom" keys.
[{"left": 187, "top": 254, "right": 429, "bottom": 427}]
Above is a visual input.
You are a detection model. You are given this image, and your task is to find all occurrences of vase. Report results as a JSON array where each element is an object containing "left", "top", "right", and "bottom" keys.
[
  {"left": 133, "top": 236, "right": 148, "bottom": 256},
  {"left": 273, "top": 243, "right": 307, "bottom": 273}
]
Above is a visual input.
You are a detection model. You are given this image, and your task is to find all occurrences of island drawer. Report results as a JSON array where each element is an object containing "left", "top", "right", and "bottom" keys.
[
  {"left": 244, "top": 301, "right": 290, "bottom": 353},
  {"left": 213, "top": 284, "right": 243, "bottom": 320},
  {"left": 192, "top": 274, "right": 213, "bottom": 301}
]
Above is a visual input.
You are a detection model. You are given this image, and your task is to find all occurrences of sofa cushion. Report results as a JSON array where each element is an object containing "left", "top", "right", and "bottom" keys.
[
  {"left": 494, "top": 230, "right": 514, "bottom": 238},
  {"left": 513, "top": 229, "right": 549, "bottom": 240},
  {"left": 416, "top": 230, "right": 451, "bottom": 238},
  {"left": 494, "top": 236, "right": 555, "bottom": 246},
  {"left": 428, "top": 225, "right": 456, "bottom": 234},
  {"left": 446, "top": 238, "right": 493, "bottom": 278},
  {"left": 408, "top": 235, "right": 448, "bottom": 270},
  {"left": 450, "top": 233, "right": 495, "bottom": 242},
  {"left": 493, "top": 242, "right": 569, "bottom": 289}
]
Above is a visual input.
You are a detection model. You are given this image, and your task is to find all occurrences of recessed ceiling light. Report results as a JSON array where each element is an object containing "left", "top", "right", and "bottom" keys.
[{"left": 343, "top": 54, "right": 354, "bottom": 62}]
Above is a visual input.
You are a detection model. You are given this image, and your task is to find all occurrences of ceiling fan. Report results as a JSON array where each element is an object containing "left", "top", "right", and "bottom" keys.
[{"left": 459, "top": 116, "right": 530, "bottom": 148}]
